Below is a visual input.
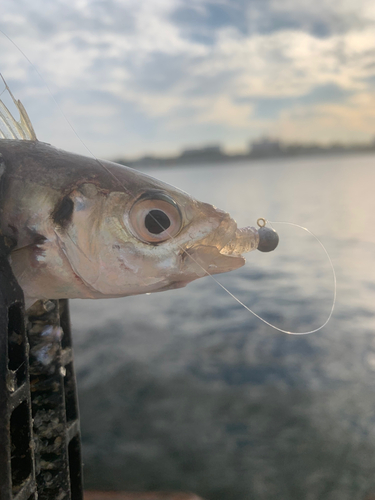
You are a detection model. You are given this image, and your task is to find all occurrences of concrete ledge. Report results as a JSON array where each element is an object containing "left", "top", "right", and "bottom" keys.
[{"left": 84, "top": 492, "right": 205, "bottom": 500}]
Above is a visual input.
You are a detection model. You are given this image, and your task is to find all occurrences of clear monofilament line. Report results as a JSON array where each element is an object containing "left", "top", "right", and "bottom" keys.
[{"left": 205, "top": 220, "right": 337, "bottom": 335}]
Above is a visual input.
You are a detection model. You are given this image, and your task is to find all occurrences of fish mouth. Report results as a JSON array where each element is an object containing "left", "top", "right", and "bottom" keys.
[
  {"left": 177, "top": 201, "right": 270, "bottom": 282},
  {"left": 179, "top": 215, "right": 248, "bottom": 279},
  {"left": 157, "top": 249, "right": 244, "bottom": 293},
  {"left": 184, "top": 245, "right": 245, "bottom": 277},
  {"left": 182, "top": 245, "right": 245, "bottom": 276}
]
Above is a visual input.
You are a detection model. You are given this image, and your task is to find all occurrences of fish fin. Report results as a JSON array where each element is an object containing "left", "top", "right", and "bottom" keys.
[{"left": 0, "top": 74, "right": 37, "bottom": 141}]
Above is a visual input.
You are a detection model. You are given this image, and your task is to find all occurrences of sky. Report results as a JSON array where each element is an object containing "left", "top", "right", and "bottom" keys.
[{"left": 1, "top": 0, "right": 375, "bottom": 159}]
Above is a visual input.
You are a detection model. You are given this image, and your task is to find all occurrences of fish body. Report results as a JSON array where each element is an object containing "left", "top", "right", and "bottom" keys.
[{"left": 0, "top": 85, "right": 277, "bottom": 308}]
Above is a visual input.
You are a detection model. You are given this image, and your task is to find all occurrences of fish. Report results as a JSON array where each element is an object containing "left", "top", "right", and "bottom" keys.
[{"left": 0, "top": 79, "right": 278, "bottom": 309}]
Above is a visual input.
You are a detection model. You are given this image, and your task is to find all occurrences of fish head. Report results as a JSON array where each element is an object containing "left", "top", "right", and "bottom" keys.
[
  {"left": 52, "top": 173, "right": 247, "bottom": 299},
  {"left": 2, "top": 142, "right": 265, "bottom": 307}
]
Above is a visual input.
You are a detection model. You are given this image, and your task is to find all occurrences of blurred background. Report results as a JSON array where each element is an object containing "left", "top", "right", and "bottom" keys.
[{"left": 1, "top": 1, "right": 375, "bottom": 499}]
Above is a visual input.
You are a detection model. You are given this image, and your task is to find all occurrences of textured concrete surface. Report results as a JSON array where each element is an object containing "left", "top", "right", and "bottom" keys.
[{"left": 84, "top": 492, "right": 205, "bottom": 500}]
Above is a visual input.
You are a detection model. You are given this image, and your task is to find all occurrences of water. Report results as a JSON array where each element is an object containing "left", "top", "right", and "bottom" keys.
[{"left": 70, "top": 154, "right": 375, "bottom": 499}]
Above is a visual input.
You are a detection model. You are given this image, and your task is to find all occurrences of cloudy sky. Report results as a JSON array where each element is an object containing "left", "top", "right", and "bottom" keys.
[{"left": 1, "top": 0, "right": 375, "bottom": 159}]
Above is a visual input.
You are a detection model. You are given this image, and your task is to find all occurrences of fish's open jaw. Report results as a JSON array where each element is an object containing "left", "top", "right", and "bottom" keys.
[
  {"left": 182, "top": 245, "right": 245, "bottom": 278},
  {"left": 178, "top": 214, "right": 260, "bottom": 279}
]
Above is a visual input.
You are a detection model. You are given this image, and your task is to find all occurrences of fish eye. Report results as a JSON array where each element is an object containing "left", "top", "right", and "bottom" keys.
[{"left": 128, "top": 194, "right": 182, "bottom": 243}]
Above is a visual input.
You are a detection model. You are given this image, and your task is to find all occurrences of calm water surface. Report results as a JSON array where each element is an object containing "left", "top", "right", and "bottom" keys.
[{"left": 71, "top": 154, "right": 375, "bottom": 500}]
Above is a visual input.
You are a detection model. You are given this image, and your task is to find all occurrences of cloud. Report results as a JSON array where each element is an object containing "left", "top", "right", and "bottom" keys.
[
  {"left": 250, "top": 84, "right": 353, "bottom": 121},
  {"left": 172, "top": 0, "right": 375, "bottom": 40},
  {"left": 0, "top": 0, "right": 375, "bottom": 157},
  {"left": 267, "top": 91, "right": 375, "bottom": 143}
]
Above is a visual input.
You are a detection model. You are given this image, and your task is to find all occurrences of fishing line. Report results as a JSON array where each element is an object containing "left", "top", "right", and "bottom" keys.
[
  {"left": 0, "top": 29, "right": 336, "bottom": 334},
  {"left": 206, "top": 220, "right": 337, "bottom": 335}
]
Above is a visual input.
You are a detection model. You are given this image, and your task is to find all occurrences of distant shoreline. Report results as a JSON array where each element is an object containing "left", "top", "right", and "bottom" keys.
[{"left": 113, "top": 144, "right": 375, "bottom": 169}]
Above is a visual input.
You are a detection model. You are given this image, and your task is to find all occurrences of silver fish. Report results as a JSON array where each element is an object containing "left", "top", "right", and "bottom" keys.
[{"left": 0, "top": 80, "right": 278, "bottom": 309}]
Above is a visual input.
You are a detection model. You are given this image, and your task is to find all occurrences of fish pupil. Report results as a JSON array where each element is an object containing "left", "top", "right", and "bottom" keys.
[{"left": 145, "top": 210, "right": 171, "bottom": 234}]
